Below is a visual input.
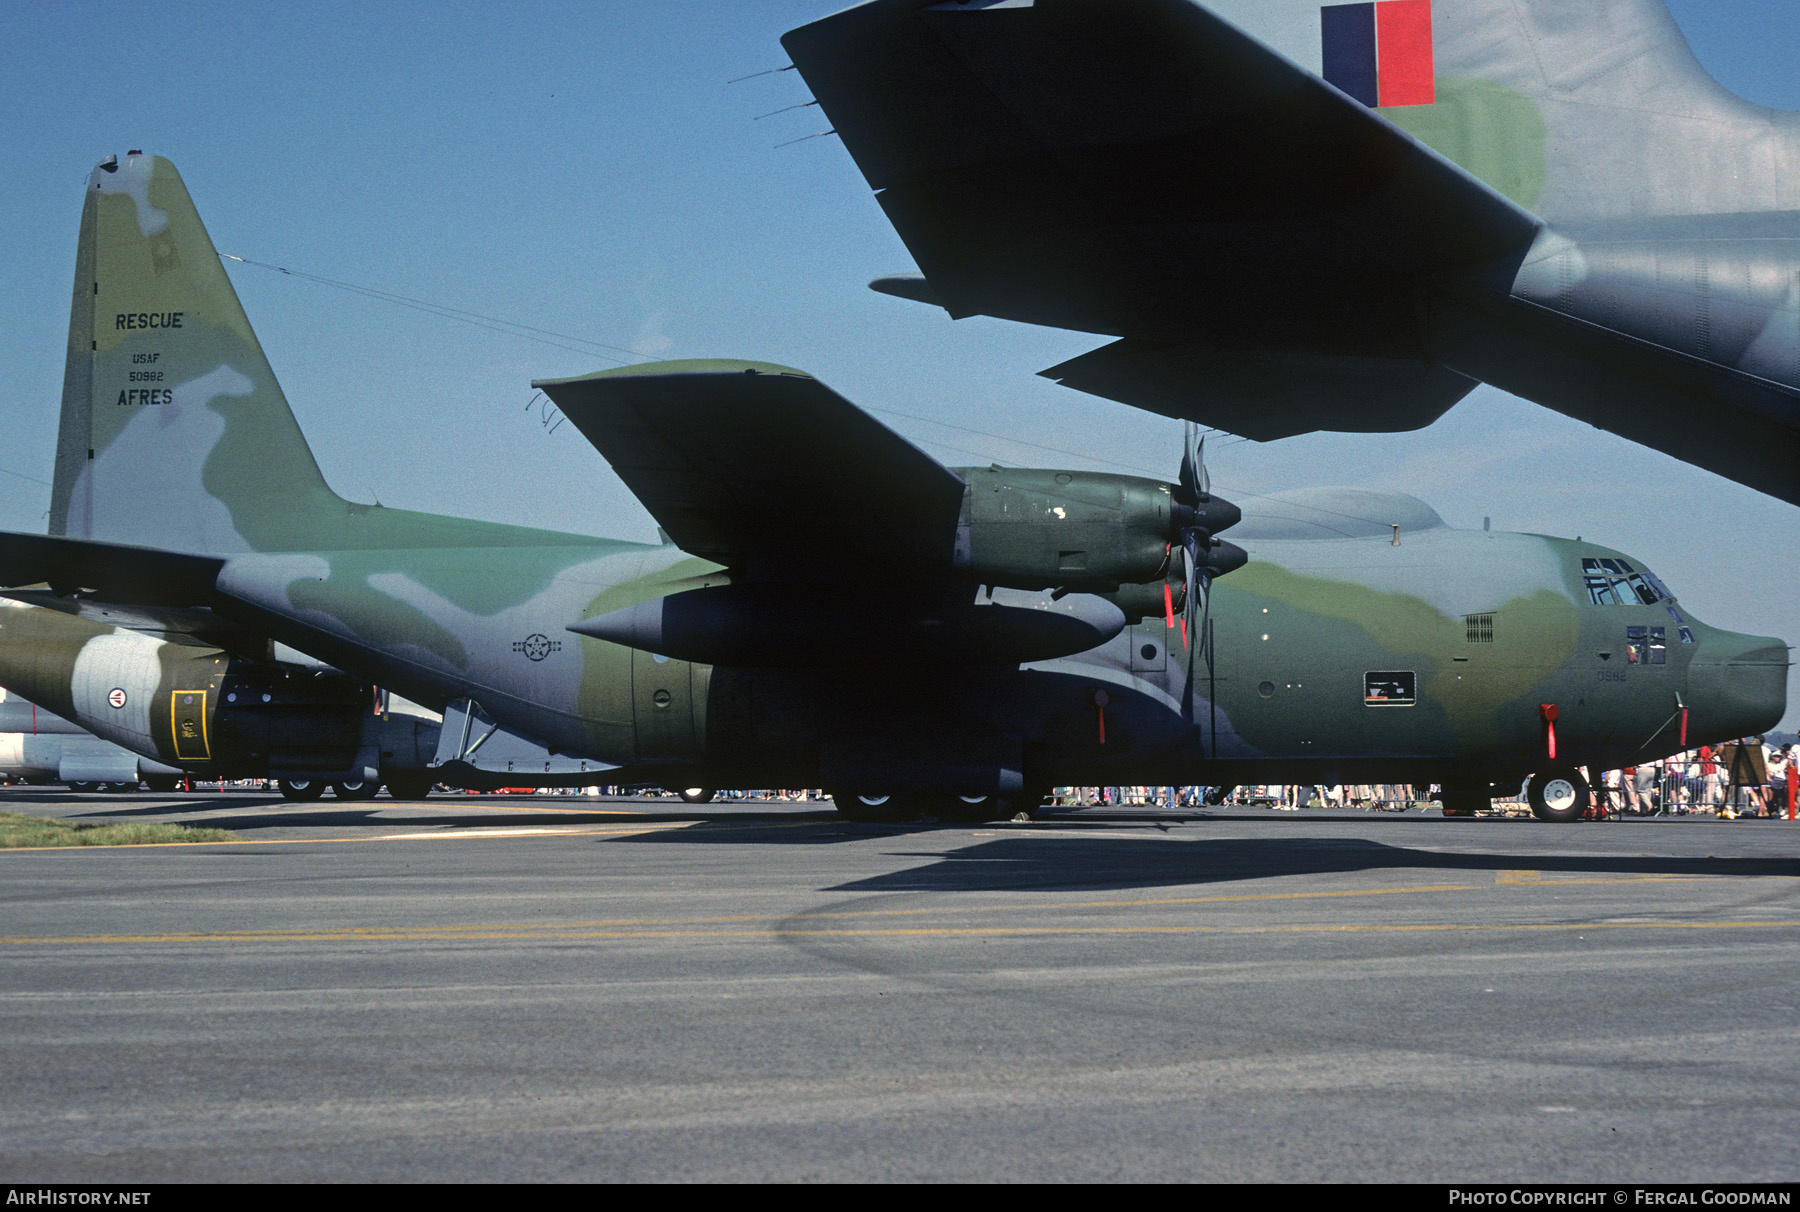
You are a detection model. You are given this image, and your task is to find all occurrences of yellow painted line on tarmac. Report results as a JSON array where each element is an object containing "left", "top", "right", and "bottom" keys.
[
  {"left": 0, "top": 884, "right": 1485, "bottom": 945},
  {"left": 3, "top": 918, "right": 1795, "bottom": 948},
  {"left": 378, "top": 827, "right": 603, "bottom": 839},
  {"left": 1497, "top": 869, "right": 1757, "bottom": 886},
  {"left": 12, "top": 872, "right": 1797, "bottom": 945}
]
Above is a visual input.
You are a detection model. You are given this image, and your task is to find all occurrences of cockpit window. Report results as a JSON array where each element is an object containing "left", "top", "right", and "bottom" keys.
[
  {"left": 1582, "top": 559, "right": 1694, "bottom": 642},
  {"left": 1582, "top": 558, "right": 1668, "bottom": 607}
]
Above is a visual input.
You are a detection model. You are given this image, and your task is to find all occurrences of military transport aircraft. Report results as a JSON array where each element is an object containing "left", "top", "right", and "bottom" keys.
[
  {"left": 781, "top": 0, "right": 1800, "bottom": 505},
  {"left": 0, "top": 153, "right": 1782, "bottom": 822}
]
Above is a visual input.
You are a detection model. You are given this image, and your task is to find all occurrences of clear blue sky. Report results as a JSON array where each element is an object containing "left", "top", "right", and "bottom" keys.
[{"left": 1, "top": 0, "right": 1796, "bottom": 726}]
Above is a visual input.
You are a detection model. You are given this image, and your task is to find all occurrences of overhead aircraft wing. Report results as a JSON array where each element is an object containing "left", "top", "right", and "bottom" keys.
[
  {"left": 0, "top": 532, "right": 224, "bottom": 604},
  {"left": 782, "top": 0, "right": 1535, "bottom": 438},
  {"left": 535, "top": 360, "right": 968, "bottom": 576}
]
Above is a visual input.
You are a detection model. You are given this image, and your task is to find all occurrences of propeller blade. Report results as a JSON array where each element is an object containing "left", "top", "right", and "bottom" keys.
[
  {"left": 1195, "top": 432, "right": 1210, "bottom": 500},
  {"left": 1197, "top": 571, "right": 1213, "bottom": 659},
  {"left": 1184, "top": 531, "right": 1206, "bottom": 650},
  {"left": 1177, "top": 421, "right": 1200, "bottom": 505}
]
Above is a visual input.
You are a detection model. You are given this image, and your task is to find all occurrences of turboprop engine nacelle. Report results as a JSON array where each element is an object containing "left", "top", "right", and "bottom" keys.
[
  {"left": 0, "top": 602, "right": 437, "bottom": 780},
  {"left": 949, "top": 468, "right": 1242, "bottom": 592}
]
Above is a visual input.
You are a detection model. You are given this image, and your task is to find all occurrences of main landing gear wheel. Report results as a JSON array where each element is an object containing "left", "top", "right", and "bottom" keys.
[
  {"left": 677, "top": 788, "right": 716, "bottom": 804},
  {"left": 1528, "top": 767, "right": 1589, "bottom": 823},
  {"left": 938, "top": 792, "right": 1048, "bottom": 823},
  {"left": 279, "top": 779, "right": 326, "bottom": 801},
  {"left": 831, "top": 793, "right": 916, "bottom": 823},
  {"left": 331, "top": 780, "right": 380, "bottom": 801},
  {"left": 142, "top": 775, "right": 180, "bottom": 794}
]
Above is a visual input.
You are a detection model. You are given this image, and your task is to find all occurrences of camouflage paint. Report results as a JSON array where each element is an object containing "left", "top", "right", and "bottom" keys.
[
  {"left": 1382, "top": 78, "right": 1547, "bottom": 210},
  {"left": 4, "top": 153, "right": 1785, "bottom": 796}
]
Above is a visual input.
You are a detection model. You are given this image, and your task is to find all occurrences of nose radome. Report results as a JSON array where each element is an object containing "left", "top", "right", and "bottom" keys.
[{"left": 1686, "top": 631, "right": 1790, "bottom": 743}]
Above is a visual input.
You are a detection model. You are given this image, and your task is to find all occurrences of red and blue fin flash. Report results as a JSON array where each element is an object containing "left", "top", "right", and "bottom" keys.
[{"left": 1321, "top": 0, "right": 1435, "bottom": 108}]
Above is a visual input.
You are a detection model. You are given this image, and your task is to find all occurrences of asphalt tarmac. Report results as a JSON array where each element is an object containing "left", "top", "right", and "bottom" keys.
[{"left": 2, "top": 788, "right": 1798, "bottom": 1183}]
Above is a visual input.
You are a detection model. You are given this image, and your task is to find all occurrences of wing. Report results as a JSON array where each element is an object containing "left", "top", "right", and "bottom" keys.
[
  {"left": 783, "top": 0, "right": 1531, "bottom": 438},
  {"left": 0, "top": 531, "right": 224, "bottom": 603},
  {"left": 786, "top": 0, "right": 1800, "bottom": 499},
  {"left": 535, "top": 360, "right": 968, "bottom": 577}
]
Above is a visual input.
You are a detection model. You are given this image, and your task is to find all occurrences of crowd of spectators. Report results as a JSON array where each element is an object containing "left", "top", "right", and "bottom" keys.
[{"left": 1046, "top": 737, "right": 1798, "bottom": 818}]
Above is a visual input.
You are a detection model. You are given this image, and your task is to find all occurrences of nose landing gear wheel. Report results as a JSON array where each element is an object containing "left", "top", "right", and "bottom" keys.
[{"left": 1528, "top": 768, "right": 1589, "bottom": 823}]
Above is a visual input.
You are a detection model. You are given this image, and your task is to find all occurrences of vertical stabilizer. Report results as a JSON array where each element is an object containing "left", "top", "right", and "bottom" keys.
[
  {"left": 52, "top": 153, "right": 344, "bottom": 553},
  {"left": 1202, "top": 0, "right": 1800, "bottom": 219}
]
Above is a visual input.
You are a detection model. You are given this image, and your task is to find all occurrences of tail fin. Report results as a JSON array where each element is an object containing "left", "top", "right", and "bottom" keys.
[
  {"left": 1392, "top": 0, "right": 1794, "bottom": 220},
  {"left": 1206, "top": 0, "right": 1795, "bottom": 219},
  {"left": 52, "top": 153, "right": 345, "bottom": 553}
]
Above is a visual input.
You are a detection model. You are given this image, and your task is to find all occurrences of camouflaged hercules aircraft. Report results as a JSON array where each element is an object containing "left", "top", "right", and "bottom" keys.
[
  {"left": 783, "top": 0, "right": 1800, "bottom": 504},
  {"left": 0, "top": 153, "right": 1783, "bottom": 821}
]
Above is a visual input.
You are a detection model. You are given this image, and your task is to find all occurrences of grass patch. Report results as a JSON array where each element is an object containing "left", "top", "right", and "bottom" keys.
[{"left": 0, "top": 810, "right": 237, "bottom": 848}]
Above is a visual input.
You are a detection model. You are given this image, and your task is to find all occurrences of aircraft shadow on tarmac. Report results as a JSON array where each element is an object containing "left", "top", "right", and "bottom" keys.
[
  {"left": 48, "top": 797, "right": 818, "bottom": 834},
  {"left": 29, "top": 796, "right": 1800, "bottom": 895},
  {"left": 811, "top": 835, "right": 1800, "bottom": 895}
]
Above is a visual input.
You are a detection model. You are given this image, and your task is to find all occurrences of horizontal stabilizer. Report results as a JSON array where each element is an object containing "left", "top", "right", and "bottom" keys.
[
  {"left": 0, "top": 531, "right": 223, "bottom": 604},
  {"left": 1042, "top": 340, "right": 1477, "bottom": 440},
  {"left": 432, "top": 698, "right": 620, "bottom": 789},
  {"left": 536, "top": 361, "right": 967, "bottom": 574}
]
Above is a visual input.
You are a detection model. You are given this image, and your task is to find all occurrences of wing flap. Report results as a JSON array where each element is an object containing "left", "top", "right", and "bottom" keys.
[{"left": 1042, "top": 339, "right": 1478, "bottom": 440}]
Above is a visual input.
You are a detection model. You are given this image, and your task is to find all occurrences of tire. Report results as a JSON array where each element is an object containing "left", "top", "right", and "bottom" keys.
[
  {"left": 931, "top": 794, "right": 999, "bottom": 822},
  {"left": 384, "top": 772, "right": 435, "bottom": 801},
  {"left": 677, "top": 788, "right": 715, "bottom": 804},
  {"left": 143, "top": 775, "right": 180, "bottom": 793},
  {"left": 66, "top": 781, "right": 96, "bottom": 794},
  {"left": 938, "top": 792, "right": 1047, "bottom": 823},
  {"left": 1528, "top": 767, "right": 1589, "bottom": 823},
  {"left": 831, "top": 792, "right": 913, "bottom": 823},
  {"left": 279, "top": 778, "right": 326, "bottom": 801},
  {"left": 332, "top": 780, "right": 380, "bottom": 801}
]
